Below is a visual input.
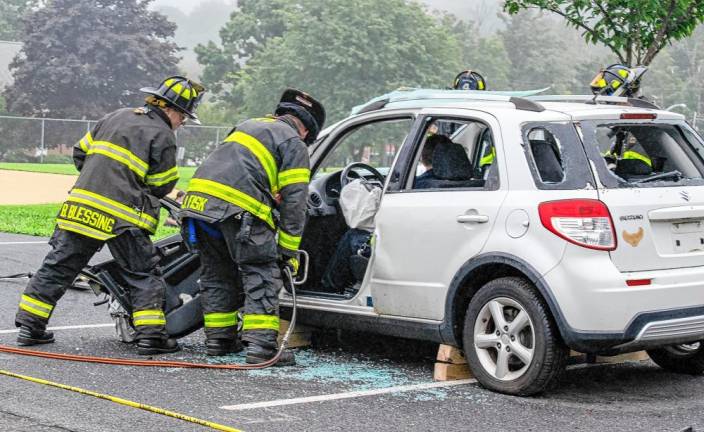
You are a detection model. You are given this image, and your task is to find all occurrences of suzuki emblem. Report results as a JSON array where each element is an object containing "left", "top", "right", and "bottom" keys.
[{"left": 680, "top": 191, "right": 691, "bottom": 202}]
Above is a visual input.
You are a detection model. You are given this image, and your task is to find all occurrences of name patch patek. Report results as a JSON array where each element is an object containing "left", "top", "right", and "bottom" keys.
[{"left": 60, "top": 203, "right": 115, "bottom": 233}]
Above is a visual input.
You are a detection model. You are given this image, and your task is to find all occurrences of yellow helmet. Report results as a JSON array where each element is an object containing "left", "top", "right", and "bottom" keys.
[{"left": 590, "top": 64, "right": 647, "bottom": 97}]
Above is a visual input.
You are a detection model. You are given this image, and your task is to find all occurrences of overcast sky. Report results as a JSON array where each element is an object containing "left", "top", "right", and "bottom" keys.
[{"left": 151, "top": 0, "right": 217, "bottom": 13}]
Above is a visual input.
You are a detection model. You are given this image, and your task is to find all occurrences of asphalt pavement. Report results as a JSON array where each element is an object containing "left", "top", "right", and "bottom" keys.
[{"left": 0, "top": 232, "right": 702, "bottom": 432}]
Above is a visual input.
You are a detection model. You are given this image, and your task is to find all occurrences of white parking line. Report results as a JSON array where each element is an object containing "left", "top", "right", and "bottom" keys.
[
  {"left": 220, "top": 379, "right": 477, "bottom": 411},
  {"left": 0, "top": 323, "right": 113, "bottom": 334},
  {"left": 0, "top": 241, "right": 48, "bottom": 245}
]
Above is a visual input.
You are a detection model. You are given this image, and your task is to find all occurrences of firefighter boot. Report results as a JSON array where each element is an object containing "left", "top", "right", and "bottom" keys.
[
  {"left": 245, "top": 343, "right": 296, "bottom": 366},
  {"left": 206, "top": 338, "right": 244, "bottom": 356},
  {"left": 136, "top": 338, "right": 181, "bottom": 355},
  {"left": 16, "top": 325, "right": 54, "bottom": 346}
]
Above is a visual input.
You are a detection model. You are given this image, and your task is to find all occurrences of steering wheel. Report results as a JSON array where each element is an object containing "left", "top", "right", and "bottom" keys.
[{"left": 340, "top": 162, "right": 385, "bottom": 188}]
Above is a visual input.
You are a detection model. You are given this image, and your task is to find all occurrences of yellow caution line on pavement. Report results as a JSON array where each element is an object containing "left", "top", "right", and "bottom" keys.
[{"left": 0, "top": 369, "right": 243, "bottom": 432}]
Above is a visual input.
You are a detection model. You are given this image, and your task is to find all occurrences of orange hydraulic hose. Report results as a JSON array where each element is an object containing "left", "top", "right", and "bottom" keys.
[{"left": 0, "top": 344, "right": 277, "bottom": 369}]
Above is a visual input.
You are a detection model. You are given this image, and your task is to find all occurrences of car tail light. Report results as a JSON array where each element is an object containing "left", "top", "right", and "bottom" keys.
[
  {"left": 620, "top": 113, "right": 657, "bottom": 120},
  {"left": 538, "top": 199, "right": 617, "bottom": 251}
]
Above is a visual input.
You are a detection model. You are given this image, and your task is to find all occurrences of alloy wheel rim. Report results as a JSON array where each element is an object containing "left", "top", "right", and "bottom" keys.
[{"left": 473, "top": 297, "right": 535, "bottom": 381}]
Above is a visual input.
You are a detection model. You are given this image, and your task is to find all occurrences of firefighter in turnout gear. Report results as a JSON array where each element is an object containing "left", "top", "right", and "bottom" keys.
[
  {"left": 15, "top": 76, "right": 205, "bottom": 355},
  {"left": 181, "top": 89, "right": 325, "bottom": 364}
]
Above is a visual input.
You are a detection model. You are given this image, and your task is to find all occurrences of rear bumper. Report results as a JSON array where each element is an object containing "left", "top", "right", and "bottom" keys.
[
  {"left": 563, "top": 306, "right": 704, "bottom": 354},
  {"left": 542, "top": 245, "right": 704, "bottom": 352}
]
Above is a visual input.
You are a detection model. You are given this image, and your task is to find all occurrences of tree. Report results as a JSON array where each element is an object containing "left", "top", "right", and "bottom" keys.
[
  {"left": 500, "top": 10, "right": 577, "bottom": 92},
  {"left": 5, "top": 0, "right": 180, "bottom": 118},
  {"left": 200, "top": 0, "right": 463, "bottom": 123},
  {"left": 194, "top": 0, "right": 294, "bottom": 98},
  {"left": 0, "top": 0, "right": 35, "bottom": 41},
  {"left": 504, "top": 0, "right": 704, "bottom": 66}
]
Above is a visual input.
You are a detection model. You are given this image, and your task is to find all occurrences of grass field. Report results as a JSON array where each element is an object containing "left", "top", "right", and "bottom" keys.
[
  {"left": 0, "top": 163, "right": 79, "bottom": 176},
  {"left": 0, "top": 163, "right": 196, "bottom": 190},
  {"left": 0, "top": 203, "right": 179, "bottom": 239}
]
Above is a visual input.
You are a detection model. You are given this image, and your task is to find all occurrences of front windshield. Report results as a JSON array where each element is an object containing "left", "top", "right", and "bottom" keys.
[
  {"left": 579, "top": 120, "right": 704, "bottom": 188},
  {"left": 314, "top": 118, "right": 413, "bottom": 179}
]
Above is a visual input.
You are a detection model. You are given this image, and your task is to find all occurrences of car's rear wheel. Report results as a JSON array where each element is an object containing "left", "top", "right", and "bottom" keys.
[
  {"left": 647, "top": 342, "right": 704, "bottom": 375},
  {"left": 463, "top": 277, "right": 568, "bottom": 396}
]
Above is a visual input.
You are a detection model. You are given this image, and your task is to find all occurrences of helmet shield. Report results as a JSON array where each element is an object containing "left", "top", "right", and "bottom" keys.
[{"left": 140, "top": 76, "right": 206, "bottom": 124}]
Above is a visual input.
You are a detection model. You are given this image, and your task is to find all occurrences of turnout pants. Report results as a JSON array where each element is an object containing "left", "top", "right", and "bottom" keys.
[
  {"left": 16, "top": 227, "right": 168, "bottom": 340},
  {"left": 191, "top": 213, "right": 283, "bottom": 349}
]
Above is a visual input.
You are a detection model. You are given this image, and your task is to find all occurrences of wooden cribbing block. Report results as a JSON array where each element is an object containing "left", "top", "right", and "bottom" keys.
[
  {"left": 434, "top": 344, "right": 474, "bottom": 381},
  {"left": 437, "top": 344, "right": 467, "bottom": 364},
  {"left": 569, "top": 350, "right": 649, "bottom": 364},
  {"left": 595, "top": 351, "right": 649, "bottom": 364},
  {"left": 278, "top": 319, "right": 313, "bottom": 348},
  {"left": 434, "top": 362, "right": 473, "bottom": 381}
]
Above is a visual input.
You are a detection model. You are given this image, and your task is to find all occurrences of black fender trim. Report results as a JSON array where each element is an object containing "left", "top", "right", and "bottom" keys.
[
  {"left": 439, "top": 252, "right": 626, "bottom": 352},
  {"left": 280, "top": 308, "right": 444, "bottom": 343}
]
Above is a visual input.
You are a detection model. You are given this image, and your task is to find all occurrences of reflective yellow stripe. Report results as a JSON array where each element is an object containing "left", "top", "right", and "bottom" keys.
[
  {"left": 134, "top": 319, "right": 166, "bottom": 326},
  {"left": 242, "top": 314, "right": 280, "bottom": 331},
  {"left": 146, "top": 167, "right": 180, "bottom": 187},
  {"left": 20, "top": 295, "right": 54, "bottom": 318},
  {"left": 254, "top": 117, "right": 276, "bottom": 123},
  {"left": 479, "top": 147, "right": 496, "bottom": 167},
  {"left": 622, "top": 150, "right": 652, "bottom": 167},
  {"left": 68, "top": 189, "right": 157, "bottom": 232},
  {"left": 87, "top": 141, "right": 149, "bottom": 179},
  {"left": 78, "top": 132, "right": 93, "bottom": 152},
  {"left": 133, "top": 310, "right": 165, "bottom": 318},
  {"left": 186, "top": 178, "right": 275, "bottom": 229},
  {"left": 21, "top": 295, "right": 54, "bottom": 313},
  {"left": 278, "top": 168, "right": 310, "bottom": 189},
  {"left": 57, "top": 219, "right": 115, "bottom": 241},
  {"left": 225, "top": 131, "right": 279, "bottom": 193},
  {"left": 277, "top": 229, "right": 301, "bottom": 251},
  {"left": 133, "top": 310, "right": 165, "bottom": 327},
  {"left": 204, "top": 312, "right": 238, "bottom": 328},
  {"left": 19, "top": 303, "right": 50, "bottom": 319}
]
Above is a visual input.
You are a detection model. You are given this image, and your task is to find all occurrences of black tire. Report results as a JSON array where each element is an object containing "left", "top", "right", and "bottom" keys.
[
  {"left": 462, "top": 277, "right": 568, "bottom": 396},
  {"left": 647, "top": 342, "right": 704, "bottom": 375}
]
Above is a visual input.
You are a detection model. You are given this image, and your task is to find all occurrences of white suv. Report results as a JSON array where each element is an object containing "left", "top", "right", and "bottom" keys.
[{"left": 280, "top": 89, "right": 704, "bottom": 395}]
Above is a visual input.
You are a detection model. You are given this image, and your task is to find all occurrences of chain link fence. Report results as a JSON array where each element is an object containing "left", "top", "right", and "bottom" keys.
[{"left": 0, "top": 115, "right": 230, "bottom": 166}]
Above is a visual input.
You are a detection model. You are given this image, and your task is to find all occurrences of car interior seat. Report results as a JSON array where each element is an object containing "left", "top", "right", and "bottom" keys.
[
  {"left": 426, "top": 143, "right": 485, "bottom": 189},
  {"left": 529, "top": 139, "right": 564, "bottom": 183},
  {"left": 614, "top": 158, "right": 653, "bottom": 179}
]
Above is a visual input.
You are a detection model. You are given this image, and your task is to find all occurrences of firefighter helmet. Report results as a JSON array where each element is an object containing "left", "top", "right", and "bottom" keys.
[
  {"left": 275, "top": 88, "right": 326, "bottom": 145},
  {"left": 453, "top": 70, "right": 486, "bottom": 91},
  {"left": 140, "top": 76, "right": 205, "bottom": 124},
  {"left": 590, "top": 64, "right": 647, "bottom": 97}
]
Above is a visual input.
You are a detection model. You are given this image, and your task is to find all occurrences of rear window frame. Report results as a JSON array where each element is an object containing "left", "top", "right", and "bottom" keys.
[
  {"left": 520, "top": 121, "right": 594, "bottom": 190},
  {"left": 578, "top": 120, "right": 704, "bottom": 189}
]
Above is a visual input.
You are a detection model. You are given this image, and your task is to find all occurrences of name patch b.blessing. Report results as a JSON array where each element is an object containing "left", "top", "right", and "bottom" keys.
[{"left": 59, "top": 203, "right": 116, "bottom": 233}]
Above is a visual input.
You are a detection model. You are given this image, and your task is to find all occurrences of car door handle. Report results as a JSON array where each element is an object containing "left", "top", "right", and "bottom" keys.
[{"left": 457, "top": 214, "right": 489, "bottom": 224}]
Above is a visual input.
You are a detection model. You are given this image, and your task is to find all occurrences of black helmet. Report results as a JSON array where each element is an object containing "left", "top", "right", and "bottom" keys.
[
  {"left": 275, "top": 89, "right": 326, "bottom": 145},
  {"left": 140, "top": 76, "right": 205, "bottom": 124},
  {"left": 453, "top": 70, "right": 486, "bottom": 91}
]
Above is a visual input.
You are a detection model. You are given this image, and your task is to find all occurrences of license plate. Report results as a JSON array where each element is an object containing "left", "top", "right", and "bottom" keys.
[{"left": 671, "top": 221, "right": 704, "bottom": 253}]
